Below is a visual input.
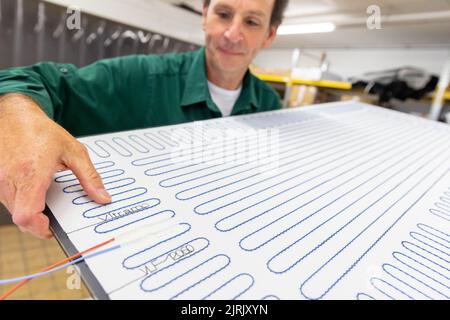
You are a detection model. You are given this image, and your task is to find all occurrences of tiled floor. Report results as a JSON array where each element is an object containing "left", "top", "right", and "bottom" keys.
[{"left": 0, "top": 225, "right": 91, "bottom": 300}]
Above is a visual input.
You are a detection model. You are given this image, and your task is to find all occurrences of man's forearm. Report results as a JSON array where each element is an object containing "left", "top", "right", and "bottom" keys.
[
  {"left": 0, "top": 93, "right": 47, "bottom": 118},
  {"left": 0, "top": 63, "right": 64, "bottom": 120}
]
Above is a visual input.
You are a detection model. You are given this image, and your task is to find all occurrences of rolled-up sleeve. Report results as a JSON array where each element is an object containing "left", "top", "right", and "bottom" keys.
[{"left": 0, "top": 56, "right": 150, "bottom": 136}]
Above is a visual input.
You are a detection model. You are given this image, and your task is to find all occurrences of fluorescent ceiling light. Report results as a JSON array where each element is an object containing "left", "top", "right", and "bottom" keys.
[{"left": 277, "top": 22, "right": 336, "bottom": 35}]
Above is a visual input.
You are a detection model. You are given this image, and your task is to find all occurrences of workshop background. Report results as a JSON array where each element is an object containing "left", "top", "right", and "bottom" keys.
[{"left": 0, "top": 0, "right": 449, "bottom": 299}]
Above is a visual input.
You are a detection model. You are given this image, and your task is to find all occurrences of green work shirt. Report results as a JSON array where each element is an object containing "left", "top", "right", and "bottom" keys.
[{"left": 0, "top": 48, "right": 281, "bottom": 137}]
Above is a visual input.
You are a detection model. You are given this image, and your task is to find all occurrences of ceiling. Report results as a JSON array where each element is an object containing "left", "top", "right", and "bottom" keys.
[{"left": 163, "top": 0, "right": 450, "bottom": 49}]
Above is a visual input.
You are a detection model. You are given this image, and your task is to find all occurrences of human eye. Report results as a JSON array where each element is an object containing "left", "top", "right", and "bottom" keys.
[
  {"left": 216, "top": 10, "right": 231, "bottom": 20},
  {"left": 245, "top": 17, "right": 261, "bottom": 27}
]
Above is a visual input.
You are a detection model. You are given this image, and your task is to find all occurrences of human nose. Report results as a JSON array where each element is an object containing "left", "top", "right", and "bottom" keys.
[{"left": 224, "top": 19, "right": 243, "bottom": 44}]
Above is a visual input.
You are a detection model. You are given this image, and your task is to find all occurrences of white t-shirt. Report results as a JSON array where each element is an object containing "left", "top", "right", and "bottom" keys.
[{"left": 207, "top": 80, "right": 242, "bottom": 117}]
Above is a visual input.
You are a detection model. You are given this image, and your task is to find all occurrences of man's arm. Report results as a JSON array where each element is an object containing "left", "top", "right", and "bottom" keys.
[
  {"left": 0, "top": 93, "right": 112, "bottom": 239},
  {"left": 0, "top": 57, "right": 149, "bottom": 240},
  {"left": 0, "top": 56, "right": 152, "bottom": 136},
  {"left": 0, "top": 55, "right": 155, "bottom": 239}
]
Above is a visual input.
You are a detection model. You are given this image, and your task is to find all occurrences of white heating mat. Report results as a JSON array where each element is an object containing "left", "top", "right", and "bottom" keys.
[{"left": 46, "top": 102, "right": 450, "bottom": 300}]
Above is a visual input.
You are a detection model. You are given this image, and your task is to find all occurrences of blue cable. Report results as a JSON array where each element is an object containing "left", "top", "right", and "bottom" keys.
[{"left": 0, "top": 244, "right": 120, "bottom": 285}]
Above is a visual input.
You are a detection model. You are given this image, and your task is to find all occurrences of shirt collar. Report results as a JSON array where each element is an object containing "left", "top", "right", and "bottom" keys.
[
  {"left": 180, "top": 47, "right": 260, "bottom": 114},
  {"left": 232, "top": 69, "right": 259, "bottom": 114},
  {"left": 180, "top": 47, "right": 211, "bottom": 108}
]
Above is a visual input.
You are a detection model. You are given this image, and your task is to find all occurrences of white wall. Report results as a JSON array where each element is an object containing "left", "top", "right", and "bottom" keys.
[{"left": 253, "top": 48, "right": 450, "bottom": 80}]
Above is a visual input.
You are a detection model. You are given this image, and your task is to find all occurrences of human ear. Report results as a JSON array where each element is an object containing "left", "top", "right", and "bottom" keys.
[{"left": 262, "top": 25, "right": 278, "bottom": 49}]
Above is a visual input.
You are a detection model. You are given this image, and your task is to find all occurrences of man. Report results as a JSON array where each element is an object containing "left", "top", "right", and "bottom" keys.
[{"left": 0, "top": 0, "right": 289, "bottom": 239}]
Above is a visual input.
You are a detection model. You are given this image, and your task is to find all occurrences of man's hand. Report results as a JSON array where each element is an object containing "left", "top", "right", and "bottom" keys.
[{"left": 0, "top": 93, "right": 111, "bottom": 239}]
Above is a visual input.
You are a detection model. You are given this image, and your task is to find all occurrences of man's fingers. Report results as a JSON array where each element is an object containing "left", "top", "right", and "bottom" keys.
[
  {"left": 14, "top": 212, "right": 53, "bottom": 240},
  {"left": 12, "top": 180, "right": 53, "bottom": 239},
  {"left": 64, "top": 143, "right": 111, "bottom": 204},
  {"left": 3, "top": 174, "right": 53, "bottom": 239},
  {"left": 0, "top": 185, "right": 14, "bottom": 217}
]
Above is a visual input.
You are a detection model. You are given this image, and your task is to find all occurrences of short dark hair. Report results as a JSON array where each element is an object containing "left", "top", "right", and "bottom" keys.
[{"left": 203, "top": 0, "right": 289, "bottom": 26}]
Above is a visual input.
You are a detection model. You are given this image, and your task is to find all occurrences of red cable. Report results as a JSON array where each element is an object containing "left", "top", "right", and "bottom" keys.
[{"left": 0, "top": 237, "right": 115, "bottom": 300}]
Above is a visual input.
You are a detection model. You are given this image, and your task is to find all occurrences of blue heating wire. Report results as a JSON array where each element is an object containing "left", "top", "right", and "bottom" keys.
[{"left": 0, "top": 244, "right": 121, "bottom": 285}]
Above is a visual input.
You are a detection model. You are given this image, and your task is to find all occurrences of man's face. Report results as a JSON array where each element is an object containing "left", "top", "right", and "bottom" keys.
[{"left": 203, "top": 0, "right": 278, "bottom": 76}]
